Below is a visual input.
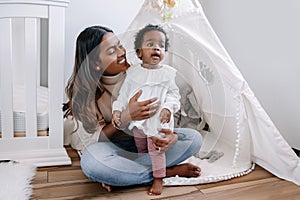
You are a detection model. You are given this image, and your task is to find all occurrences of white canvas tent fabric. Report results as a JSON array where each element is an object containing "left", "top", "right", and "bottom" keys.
[{"left": 120, "top": 0, "right": 300, "bottom": 185}]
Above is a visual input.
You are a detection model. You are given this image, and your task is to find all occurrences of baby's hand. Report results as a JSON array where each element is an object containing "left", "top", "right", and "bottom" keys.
[
  {"left": 159, "top": 108, "right": 171, "bottom": 124},
  {"left": 112, "top": 110, "right": 122, "bottom": 128}
]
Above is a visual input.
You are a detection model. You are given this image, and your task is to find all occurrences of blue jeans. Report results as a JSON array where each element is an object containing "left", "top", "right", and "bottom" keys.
[{"left": 80, "top": 128, "right": 202, "bottom": 186}]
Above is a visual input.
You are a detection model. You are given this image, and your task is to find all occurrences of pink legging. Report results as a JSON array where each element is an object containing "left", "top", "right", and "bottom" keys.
[{"left": 132, "top": 127, "right": 166, "bottom": 178}]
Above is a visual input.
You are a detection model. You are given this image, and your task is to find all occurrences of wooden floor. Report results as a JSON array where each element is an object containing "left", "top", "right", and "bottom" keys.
[{"left": 31, "top": 146, "right": 300, "bottom": 200}]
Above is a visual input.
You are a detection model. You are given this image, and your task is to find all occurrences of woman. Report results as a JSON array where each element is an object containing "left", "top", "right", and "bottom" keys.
[{"left": 63, "top": 25, "right": 202, "bottom": 194}]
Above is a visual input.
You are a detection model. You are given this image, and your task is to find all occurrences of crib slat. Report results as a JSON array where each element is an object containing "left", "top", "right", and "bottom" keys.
[
  {"left": 0, "top": 18, "right": 14, "bottom": 138},
  {"left": 48, "top": 6, "right": 65, "bottom": 148},
  {"left": 12, "top": 18, "right": 26, "bottom": 85},
  {"left": 25, "top": 18, "right": 38, "bottom": 137}
]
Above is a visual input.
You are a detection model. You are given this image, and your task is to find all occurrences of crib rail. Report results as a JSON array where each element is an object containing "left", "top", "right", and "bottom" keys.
[
  {"left": 0, "top": 0, "right": 71, "bottom": 167},
  {"left": 0, "top": 18, "right": 14, "bottom": 138}
]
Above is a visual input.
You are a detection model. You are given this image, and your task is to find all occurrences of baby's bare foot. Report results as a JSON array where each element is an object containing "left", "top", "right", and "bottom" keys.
[
  {"left": 148, "top": 178, "right": 163, "bottom": 196},
  {"left": 167, "top": 163, "right": 201, "bottom": 177}
]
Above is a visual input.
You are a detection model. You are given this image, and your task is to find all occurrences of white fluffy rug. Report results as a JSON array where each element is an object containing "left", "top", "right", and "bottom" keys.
[{"left": 0, "top": 161, "right": 36, "bottom": 200}]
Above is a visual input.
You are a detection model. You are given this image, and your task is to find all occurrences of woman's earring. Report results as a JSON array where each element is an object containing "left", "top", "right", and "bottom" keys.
[{"left": 95, "top": 66, "right": 101, "bottom": 71}]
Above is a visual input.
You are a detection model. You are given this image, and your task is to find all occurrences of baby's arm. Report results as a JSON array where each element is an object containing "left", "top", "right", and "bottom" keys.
[
  {"left": 163, "top": 71, "right": 181, "bottom": 116},
  {"left": 160, "top": 108, "right": 171, "bottom": 124}
]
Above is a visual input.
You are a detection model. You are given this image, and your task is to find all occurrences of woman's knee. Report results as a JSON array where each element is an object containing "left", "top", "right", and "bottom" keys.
[
  {"left": 175, "top": 128, "right": 202, "bottom": 142},
  {"left": 80, "top": 142, "right": 114, "bottom": 181},
  {"left": 174, "top": 127, "right": 202, "bottom": 152}
]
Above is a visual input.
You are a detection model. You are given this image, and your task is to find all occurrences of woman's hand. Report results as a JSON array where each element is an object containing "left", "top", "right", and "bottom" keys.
[
  {"left": 150, "top": 129, "right": 178, "bottom": 153},
  {"left": 120, "top": 90, "right": 160, "bottom": 127}
]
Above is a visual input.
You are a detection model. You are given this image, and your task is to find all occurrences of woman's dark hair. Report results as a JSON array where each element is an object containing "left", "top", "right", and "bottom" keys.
[
  {"left": 134, "top": 24, "right": 169, "bottom": 59},
  {"left": 63, "top": 25, "right": 113, "bottom": 133}
]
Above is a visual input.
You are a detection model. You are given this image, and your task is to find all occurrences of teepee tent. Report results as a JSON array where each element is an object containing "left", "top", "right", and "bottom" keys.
[{"left": 120, "top": 0, "right": 300, "bottom": 185}]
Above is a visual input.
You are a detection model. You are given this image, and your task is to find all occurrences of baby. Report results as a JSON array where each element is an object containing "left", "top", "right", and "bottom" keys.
[{"left": 112, "top": 24, "right": 180, "bottom": 195}]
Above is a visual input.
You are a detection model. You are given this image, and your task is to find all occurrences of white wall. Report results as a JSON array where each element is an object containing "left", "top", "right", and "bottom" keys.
[
  {"left": 199, "top": 0, "right": 300, "bottom": 149},
  {"left": 64, "top": 0, "right": 143, "bottom": 89}
]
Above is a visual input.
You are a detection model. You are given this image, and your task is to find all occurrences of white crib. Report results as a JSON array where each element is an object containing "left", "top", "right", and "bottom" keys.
[{"left": 0, "top": 0, "right": 71, "bottom": 166}]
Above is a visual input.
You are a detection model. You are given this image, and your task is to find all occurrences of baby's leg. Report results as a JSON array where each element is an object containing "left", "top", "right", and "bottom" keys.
[
  {"left": 132, "top": 127, "right": 148, "bottom": 155},
  {"left": 147, "top": 137, "right": 166, "bottom": 195}
]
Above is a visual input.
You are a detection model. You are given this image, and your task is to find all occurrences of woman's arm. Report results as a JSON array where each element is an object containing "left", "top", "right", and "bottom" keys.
[
  {"left": 99, "top": 90, "right": 160, "bottom": 141},
  {"left": 99, "top": 123, "right": 120, "bottom": 142}
]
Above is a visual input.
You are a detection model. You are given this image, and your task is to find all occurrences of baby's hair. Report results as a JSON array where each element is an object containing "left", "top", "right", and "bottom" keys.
[{"left": 134, "top": 24, "right": 170, "bottom": 55}]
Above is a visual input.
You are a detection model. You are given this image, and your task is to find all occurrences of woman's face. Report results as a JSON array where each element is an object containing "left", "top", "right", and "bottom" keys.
[{"left": 98, "top": 32, "right": 129, "bottom": 76}]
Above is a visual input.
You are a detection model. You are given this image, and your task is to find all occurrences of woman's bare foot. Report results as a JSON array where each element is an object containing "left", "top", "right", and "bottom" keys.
[
  {"left": 148, "top": 178, "right": 163, "bottom": 196},
  {"left": 101, "top": 183, "right": 111, "bottom": 192},
  {"left": 166, "top": 163, "right": 201, "bottom": 177}
]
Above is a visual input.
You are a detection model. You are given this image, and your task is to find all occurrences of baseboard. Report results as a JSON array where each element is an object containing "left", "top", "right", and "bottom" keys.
[{"left": 0, "top": 148, "right": 72, "bottom": 167}]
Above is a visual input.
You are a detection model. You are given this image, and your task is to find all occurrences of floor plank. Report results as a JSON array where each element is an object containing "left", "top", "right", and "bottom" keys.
[
  {"left": 32, "top": 182, "right": 106, "bottom": 199},
  {"left": 205, "top": 180, "right": 299, "bottom": 200}
]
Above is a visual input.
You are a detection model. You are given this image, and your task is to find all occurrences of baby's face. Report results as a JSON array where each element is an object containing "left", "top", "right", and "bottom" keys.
[{"left": 139, "top": 30, "right": 166, "bottom": 66}]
